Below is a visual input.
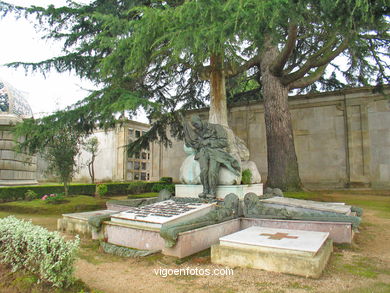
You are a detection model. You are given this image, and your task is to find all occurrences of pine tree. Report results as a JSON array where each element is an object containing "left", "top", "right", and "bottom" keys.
[{"left": 1, "top": 0, "right": 388, "bottom": 190}]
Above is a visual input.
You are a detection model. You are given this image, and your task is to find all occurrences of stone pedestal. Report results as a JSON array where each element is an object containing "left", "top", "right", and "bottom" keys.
[
  {"left": 175, "top": 184, "right": 263, "bottom": 200},
  {"left": 211, "top": 226, "right": 333, "bottom": 278}
]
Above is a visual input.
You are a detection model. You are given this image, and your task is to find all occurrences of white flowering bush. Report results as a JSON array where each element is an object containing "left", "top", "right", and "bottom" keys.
[{"left": 0, "top": 216, "right": 79, "bottom": 288}]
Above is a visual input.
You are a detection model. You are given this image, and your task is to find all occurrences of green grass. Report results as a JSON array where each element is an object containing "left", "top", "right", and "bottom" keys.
[
  {"left": 284, "top": 190, "right": 390, "bottom": 218},
  {"left": 334, "top": 255, "right": 390, "bottom": 279},
  {"left": 0, "top": 195, "right": 106, "bottom": 215}
]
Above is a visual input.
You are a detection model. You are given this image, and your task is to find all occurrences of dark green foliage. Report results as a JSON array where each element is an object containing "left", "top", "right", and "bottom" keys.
[
  {"left": 151, "top": 183, "right": 175, "bottom": 194},
  {"left": 241, "top": 169, "right": 252, "bottom": 185},
  {"left": 0, "top": 181, "right": 163, "bottom": 202},
  {"left": 1, "top": 0, "right": 388, "bottom": 193},
  {"left": 159, "top": 177, "right": 173, "bottom": 184},
  {"left": 0, "top": 184, "right": 95, "bottom": 202}
]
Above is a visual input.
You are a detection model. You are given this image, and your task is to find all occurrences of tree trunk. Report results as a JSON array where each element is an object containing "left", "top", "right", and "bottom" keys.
[
  {"left": 208, "top": 54, "right": 228, "bottom": 126},
  {"left": 260, "top": 45, "right": 302, "bottom": 191},
  {"left": 64, "top": 181, "right": 69, "bottom": 196}
]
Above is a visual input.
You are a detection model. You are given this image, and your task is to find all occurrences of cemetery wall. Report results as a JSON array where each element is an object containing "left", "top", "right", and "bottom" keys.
[{"left": 152, "top": 86, "right": 390, "bottom": 188}]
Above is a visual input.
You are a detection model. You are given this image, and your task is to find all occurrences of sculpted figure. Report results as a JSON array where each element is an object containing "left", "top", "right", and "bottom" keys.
[
  {"left": 183, "top": 115, "right": 240, "bottom": 199},
  {"left": 243, "top": 193, "right": 361, "bottom": 229},
  {"left": 160, "top": 193, "right": 240, "bottom": 247}
]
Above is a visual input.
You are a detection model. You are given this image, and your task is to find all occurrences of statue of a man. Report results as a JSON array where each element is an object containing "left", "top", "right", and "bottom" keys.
[{"left": 183, "top": 115, "right": 240, "bottom": 199}]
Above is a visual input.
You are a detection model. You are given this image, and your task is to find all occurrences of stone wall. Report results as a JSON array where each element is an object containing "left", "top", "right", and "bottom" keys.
[
  {"left": 0, "top": 114, "right": 37, "bottom": 186},
  {"left": 151, "top": 87, "right": 390, "bottom": 188}
]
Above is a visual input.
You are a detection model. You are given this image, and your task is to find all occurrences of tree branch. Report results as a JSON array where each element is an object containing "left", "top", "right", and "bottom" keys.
[
  {"left": 289, "top": 65, "right": 327, "bottom": 89},
  {"left": 224, "top": 54, "right": 261, "bottom": 78},
  {"left": 281, "top": 37, "right": 349, "bottom": 85},
  {"left": 270, "top": 24, "right": 298, "bottom": 76}
]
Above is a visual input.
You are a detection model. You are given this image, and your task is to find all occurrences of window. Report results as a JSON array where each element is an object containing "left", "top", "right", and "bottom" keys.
[
  {"left": 134, "top": 173, "right": 140, "bottom": 180},
  {"left": 141, "top": 152, "right": 147, "bottom": 159},
  {"left": 129, "top": 129, "right": 134, "bottom": 137},
  {"left": 134, "top": 162, "right": 140, "bottom": 170},
  {"left": 141, "top": 172, "right": 146, "bottom": 180},
  {"left": 135, "top": 130, "right": 141, "bottom": 138},
  {"left": 141, "top": 162, "right": 146, "bottom": 170}
]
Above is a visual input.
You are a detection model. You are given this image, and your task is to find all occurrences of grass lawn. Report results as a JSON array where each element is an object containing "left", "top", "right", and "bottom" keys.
[
  {"left": 0, "top": 190, "right": 389, "bottom": 293},
  {"left": 285, "top": 190, "right": 390, "bottom": 219}
]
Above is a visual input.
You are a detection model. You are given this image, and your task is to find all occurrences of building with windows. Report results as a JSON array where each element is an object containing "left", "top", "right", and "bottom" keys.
[{"left": 73, "top": 120, "right": 153, "bottom": 182}]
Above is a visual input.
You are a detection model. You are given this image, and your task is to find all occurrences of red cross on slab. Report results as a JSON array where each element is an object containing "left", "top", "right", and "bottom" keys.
[{"left": 259, "top": 232, "right": 299, "bottom": 240}]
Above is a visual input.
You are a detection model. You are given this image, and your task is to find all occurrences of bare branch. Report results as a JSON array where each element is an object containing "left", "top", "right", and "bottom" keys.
[{"left": 289, "top": 65, "right": 326, "bottom": 89}]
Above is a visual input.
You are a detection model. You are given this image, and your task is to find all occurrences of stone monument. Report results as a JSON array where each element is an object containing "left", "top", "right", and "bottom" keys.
[{"left": 176, "top": 114, "right": 263, "bottom": 199}]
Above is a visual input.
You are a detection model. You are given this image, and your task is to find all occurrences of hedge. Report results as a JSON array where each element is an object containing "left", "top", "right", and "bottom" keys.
[
  {"left": 0, "top": 216, "right": 79, "bottom": 288},
  {"left": 0, "top": 181, "right": 166, "bottom": 203}
]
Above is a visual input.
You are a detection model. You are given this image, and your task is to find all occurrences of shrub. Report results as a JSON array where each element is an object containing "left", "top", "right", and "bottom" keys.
[
  {"left": 160, "top": 177, "right": 173, "bottom": 184},
  {"left": 0, "top": 216, "right": 79, "bottom": 288},
  {"left": 24, "top": 190, "right": 38, "bottom": 201},
  {"left": 96, "top": 184, "right": 108, "bottom": 197},
  {"left": 241, "top": 169, "right": 252, "bottom": 185},
  {"left": 0, "top": 184, "right": 96, "bottom": 203},
  {"left": 152, "top": 183, "right": 175, "bottom": 194},
  {"left": 0, "top": 181, "right": 166, "bottom": 203}
]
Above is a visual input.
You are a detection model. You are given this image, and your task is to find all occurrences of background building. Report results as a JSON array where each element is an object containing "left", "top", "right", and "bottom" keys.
[
  {"left": 72, "top": 121, "right": 152, "bottom": 183},
  {"left": 0, "top": 79, "right": 37, "bottom": 186}
]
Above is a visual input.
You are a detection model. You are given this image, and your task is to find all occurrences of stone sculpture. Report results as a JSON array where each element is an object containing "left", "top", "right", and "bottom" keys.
[
  {"left": 183, "top": 115, "right": 240, "bottom": 198},
  {"left": 243, "top": 193, "right": 361, "bottom": 229},
  {"left": 160, "top": 193, "right": 240, "bottom": 247}
]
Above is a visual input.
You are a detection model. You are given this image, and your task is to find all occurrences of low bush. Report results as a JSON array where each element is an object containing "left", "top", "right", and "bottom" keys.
[
  {"left": 160, "top": 177, "right": 173, "bottom": 183},
  {"left": 151, "top": 183, "right": 175, "bottom": 194},
  {"left": 0, "top": 181, "right": 166, "bottom": 203},
  {"left": 0, "top": 184, "right": 95, "bottom": 203},
  {"left": 0, "top": 216, "right": 79, "bottom": 288},
  {"left": 24, "top": 190, "right": 38, "bottom": 201},
  {"left": 96, "top": 184, "right": 108, "bottom": 197}
]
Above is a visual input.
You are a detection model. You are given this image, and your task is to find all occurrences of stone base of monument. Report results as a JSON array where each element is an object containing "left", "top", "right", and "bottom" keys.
[
  {"left": 57, "top": 210, "right": 117, "bottom": 239},
  {"left": 241, "top": 218, "right": 354, "bottom": 244},
  {"left": 175, "top": 184, "right": 263, "bottom": 199},
  {"left": 104, "top": 219, "right": 240, "bottom": 258},
  {"left": 211, "top": 227, "right": 333, "bottom": 278}
]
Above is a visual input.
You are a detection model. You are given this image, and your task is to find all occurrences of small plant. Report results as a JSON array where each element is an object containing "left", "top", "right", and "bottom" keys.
[
  {"left": 41, "top": 193, "right": 68, "bottom": 204},
  {"left": 96, "top": 183, "right": 108, "bottom": 197},
  {"left": 24, "top": 190, "right": 38, "bottom": 201},
  {"left": 241, "top": 169, "right": 253, "bottom": 185}
]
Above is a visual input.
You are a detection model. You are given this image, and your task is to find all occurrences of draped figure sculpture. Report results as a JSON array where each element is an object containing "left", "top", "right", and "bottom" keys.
[{"left": 183, "top": 115, "right": 240, "bottom": 199}]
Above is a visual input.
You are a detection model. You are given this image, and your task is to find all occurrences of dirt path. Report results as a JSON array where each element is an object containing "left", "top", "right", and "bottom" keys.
[{"left": 74, "top": 192, "right": 390, "bottom": 293}]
